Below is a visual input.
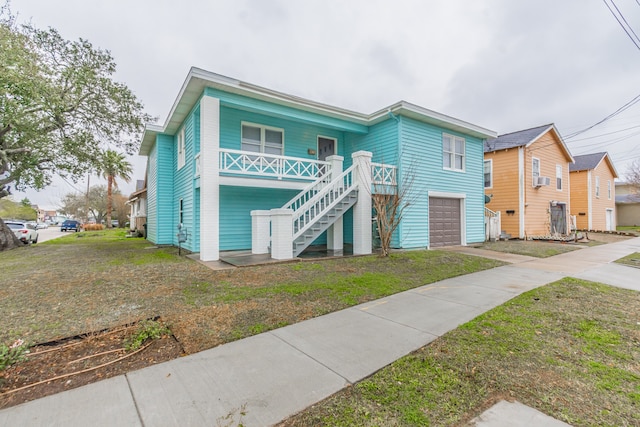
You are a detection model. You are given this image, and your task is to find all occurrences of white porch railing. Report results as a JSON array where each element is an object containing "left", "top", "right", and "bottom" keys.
[
  {"left": 484, "top": 207, "right": 501, "bottom": 241},
  {"left": 292, "top": 164, "right": 356, "bottom": 240},
  {"left": 219, "top": 148, "right": 330, "bottom": 181},
  {"left": 283, "top": 171, "right": 333, "bottom": 212},
  {"left": 371, "top": 162, "right": 397, "bottom": 186}
]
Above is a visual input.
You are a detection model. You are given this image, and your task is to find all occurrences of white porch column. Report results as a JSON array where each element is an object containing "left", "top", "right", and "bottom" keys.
[
  {"left": 352, "top": 151, "right": 372, "bottom": 255},
  {"left": 326, "top": 155, "right": 344, "bottom": 253},
  {"left": 200, "top": 96, "right": 220, "bottom": 261},
  {"left": 270, "top": 208, "right": 293, "bottom": 260},
  {"left": 251, "top": 210, "right": 271, "bottom": 254}
]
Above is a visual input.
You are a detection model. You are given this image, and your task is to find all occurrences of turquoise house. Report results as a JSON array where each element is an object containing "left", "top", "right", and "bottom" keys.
[{"left": 139, "top": 68, "right": 496, "bottom": 261}]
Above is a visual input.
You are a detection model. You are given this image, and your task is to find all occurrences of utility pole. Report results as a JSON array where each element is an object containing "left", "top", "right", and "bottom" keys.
[{"left": 85, "top": 174, "right": 90, "bottom": 223}]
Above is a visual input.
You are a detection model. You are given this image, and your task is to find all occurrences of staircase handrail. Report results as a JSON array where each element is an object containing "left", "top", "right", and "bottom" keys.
[
  {"left": 484, "top": 207, "right": 499, "bottom": 217},
  {"left": 282, "top": 170, "right": 333, "bottom": 212},
  {"left": 292, "top": 164, "right": 356, "bottom": 240}
]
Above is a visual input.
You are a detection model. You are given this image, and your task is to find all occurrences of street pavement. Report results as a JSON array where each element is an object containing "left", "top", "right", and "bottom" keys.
[{"left": 1, "top": 237, "right": 639, "bottom": 426}]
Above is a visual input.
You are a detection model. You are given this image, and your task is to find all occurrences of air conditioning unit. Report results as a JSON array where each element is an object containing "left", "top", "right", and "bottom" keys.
[{"left": 534, "top": 176, "right": 551, "bottom": 187}]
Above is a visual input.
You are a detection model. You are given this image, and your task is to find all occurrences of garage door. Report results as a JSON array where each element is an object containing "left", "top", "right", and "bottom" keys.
[{"left": 429, "top": 197, "right": 461, "bottom": 247}]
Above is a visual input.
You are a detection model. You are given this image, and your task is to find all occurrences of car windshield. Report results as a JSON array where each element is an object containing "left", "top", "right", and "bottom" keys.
[{"left": 6, "top": 223, "right": 24, "bottom": 230}]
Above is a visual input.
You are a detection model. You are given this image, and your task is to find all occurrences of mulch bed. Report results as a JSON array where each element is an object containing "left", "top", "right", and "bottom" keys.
[{"left": 0, "top": 319, "right": 184, "bottom": 409}]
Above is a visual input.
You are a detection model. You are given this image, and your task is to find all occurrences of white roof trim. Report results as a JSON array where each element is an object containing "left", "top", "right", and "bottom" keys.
[
  {"left": 526, "top": 124, "right": 574, "bottom": 163},
  {"left": 140, "top": 67, "right": 497, "bottom": 155}
]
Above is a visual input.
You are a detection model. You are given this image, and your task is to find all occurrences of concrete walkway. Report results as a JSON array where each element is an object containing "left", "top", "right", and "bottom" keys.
[{"left": 1, "top": 237, "right": 639, "bottom": 426}]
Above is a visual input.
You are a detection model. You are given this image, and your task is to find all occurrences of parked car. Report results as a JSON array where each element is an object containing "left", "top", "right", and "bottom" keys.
[
  {"left": 60, "top": 220, "right": 81, "bottom": 232},
  {"left": 35, "top": 222, "right": 49, "bottom": 229},
  {"left": 5, "top": 220, "right": 39, "bottom": 244}
]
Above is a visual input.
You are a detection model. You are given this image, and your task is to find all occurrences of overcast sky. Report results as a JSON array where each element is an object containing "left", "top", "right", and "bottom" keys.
[{"left": 9, "top": 0, "right": 640, "bottom": 210}]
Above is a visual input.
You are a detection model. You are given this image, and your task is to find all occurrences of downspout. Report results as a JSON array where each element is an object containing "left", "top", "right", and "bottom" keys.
[
  {"left": 388, "top": 109, "right": 402, "bottom": 248},
  {"left": 518, "top": 147, "right": 525, "bottom": 239},
  {"left": 587, "top": 170, "right": 592, "bottom": 230}
]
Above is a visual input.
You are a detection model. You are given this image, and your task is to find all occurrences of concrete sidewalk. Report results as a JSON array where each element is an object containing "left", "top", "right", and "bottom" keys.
[{"left": 1, "top": 237, "right": 639, "bottom": 426}]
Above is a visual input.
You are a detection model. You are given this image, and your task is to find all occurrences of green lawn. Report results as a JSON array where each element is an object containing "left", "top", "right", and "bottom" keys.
[
  {"left": 281, "top": 279, "right": 640, "bottom": 426},
  {"left": 617, "top": 226, "right": 640, "bottom": 236},
  {"left": 0, "top": 231, "right": 504, "bottom": 354},
  {"left": 477, "top": 239, "right": 581, "bottom": 258},
  {"left": 615, "top": 252, "right": 640, "bottom": 268}
]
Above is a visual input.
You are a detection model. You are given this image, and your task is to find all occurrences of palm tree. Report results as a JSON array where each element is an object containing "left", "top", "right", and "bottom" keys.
[{"left": 99, "top": 150, "right": 132, "bottom": 228}]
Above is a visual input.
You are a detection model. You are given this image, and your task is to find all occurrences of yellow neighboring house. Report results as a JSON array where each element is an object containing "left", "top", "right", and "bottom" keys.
[
  {"left": 484, "top": 124, "right": 574, "bottom": 239},
  {"left": 569, "top": 152, "right": 618, "bottom": 231}
]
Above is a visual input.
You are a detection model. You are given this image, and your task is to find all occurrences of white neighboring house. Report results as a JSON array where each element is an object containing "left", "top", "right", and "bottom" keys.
[
  {"left": 615, "top": 182, "right": 640, "bottom": 227},
  {"left": 127, "top": 179, "right": 147, "bottom": 236}
]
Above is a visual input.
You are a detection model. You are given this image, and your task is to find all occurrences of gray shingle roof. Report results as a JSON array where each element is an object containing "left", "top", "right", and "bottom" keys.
[
  {"left": 484, "top": 124, "right": 552, "bottom": 153},
  {"left": 570, "top": 152, "right": 607, "bottom": 172},
  {"left": 616, "top": 193, "right": 640, "bottom": 204}
]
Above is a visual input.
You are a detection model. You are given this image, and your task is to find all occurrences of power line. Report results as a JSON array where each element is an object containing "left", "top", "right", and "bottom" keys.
[
  {"left": 573, "top": 129, "right": 640, "bottom": 151},
  {"left": 564, "top": 93, "right": 640, "bottom": 139},
  {"left": 610, "top": 0, "right": 640, "bottom": 46},
  {"left": 568, "top": 124, "right": 640, "bottom": 142},
  {"left": 602, "top": 0, "right": 640, "bottom": 51}
]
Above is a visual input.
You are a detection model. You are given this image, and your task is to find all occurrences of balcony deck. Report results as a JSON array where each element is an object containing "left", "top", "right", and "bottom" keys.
[{"left": 195, "top": 149, "right": 396, "bottom": 191}]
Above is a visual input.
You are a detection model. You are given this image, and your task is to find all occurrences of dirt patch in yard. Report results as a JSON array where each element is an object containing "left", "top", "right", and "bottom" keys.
[{"left": 0, "top": 319, "right": 183, "bottom": 409}]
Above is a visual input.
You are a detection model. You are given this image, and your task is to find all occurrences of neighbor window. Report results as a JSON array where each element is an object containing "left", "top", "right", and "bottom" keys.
[
  {"left": 595, "top": 176, "right": 600, "bottom": 198},
  {"left": 179, "top": 199, "right": 184, "bottom": 224},
  {"left": 241, "top": 123, "right": 284, "bottom": 155},
  {"left": 607, "top": 180, "right": 611, "bottom": 200},
  {"left": 443, "top": 133, "right": 465, "bottom": 171},
  {"left": 177, "top": 127, "right": 185, "bottom": 169},
  {"left": 556, "top": 165, "right": 562, "bottom": 190},
  {"left": 532, "top": 158, "right": 540, "bottom": 186},
  {"left": 484, "top": 159, "right": 492, "bottom": 188}
]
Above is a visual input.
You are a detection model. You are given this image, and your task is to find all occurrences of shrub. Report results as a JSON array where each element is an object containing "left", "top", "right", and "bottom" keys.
[
  {"left": 0, "top": 339, "right": 29, "bottom": 371},
  {"left": 124, "top": 320, "right": 171, "bottom": 351},
  {"left": 83, "top": 223, "right": 105, "bottom": 231}
]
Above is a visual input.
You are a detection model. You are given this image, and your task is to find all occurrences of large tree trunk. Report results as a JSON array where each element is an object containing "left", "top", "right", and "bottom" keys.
[{"left": 0, "top": 217, "right": 22, "bottom": 251}]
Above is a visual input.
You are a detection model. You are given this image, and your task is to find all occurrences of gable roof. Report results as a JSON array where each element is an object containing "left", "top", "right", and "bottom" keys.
[
  {"left": 569, "top": 152, "right": 619, "bottom": 178},
  {"left": 140, "top": 67, "right": 497, "bottom": 155},
  {"left": 484, "top": 123, "right": 574, "bottom": 163}
]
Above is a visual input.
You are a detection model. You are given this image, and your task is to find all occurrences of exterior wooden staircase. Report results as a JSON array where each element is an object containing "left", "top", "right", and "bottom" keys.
[
  {"left": 284, "top": 164, "right": 357, "bottom": 257},
  {"left": 292, "top": 189, "right": 358, "bottom": 256}
]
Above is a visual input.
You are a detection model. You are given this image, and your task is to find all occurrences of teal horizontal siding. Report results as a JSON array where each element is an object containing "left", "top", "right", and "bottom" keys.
[
  {"left": 146, "top": 142, "right": 158, "bottom": 243},
  {"left": 219, "top": 186, "right": 299, "bottom": 251},
  {"left": 219, "top": 106, "right": 345, "bottom": 160},
  {"left": 345, "top": 118, "right": 400, "bottom": 246},
  {"left": 205, "top": 87, "right": 367, "bottom": 134},
  {"left": 154, "top": 134, "right": 175, "bottom": 244},
  {"left": 399, "top": 117, "right": 485, "bottom": 247},
  {"left": 172, "top": 113, "right": 196, "bottom": 251}
]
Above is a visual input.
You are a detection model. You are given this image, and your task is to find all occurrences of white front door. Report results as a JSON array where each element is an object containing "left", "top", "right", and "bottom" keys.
[{"left": 605, "top": 208, "right": 614, "bottom": 231}]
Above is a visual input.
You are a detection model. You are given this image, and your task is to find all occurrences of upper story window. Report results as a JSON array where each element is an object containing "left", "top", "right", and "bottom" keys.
[
  {"left": 242, "top": 123, "right": 284, "bottom": 155},
  {"left": 532, "top": 158, "right": 540, "bottom": 187},
  {"left": 443, "top": 133, "right": 465, "bottom": 171},
  {"left": 177, "top": 127, "right": 185, "bottom": 170},
  {"left": 595, "top": 176, "right": 600, "bottom": 198},
  {"left": 556, "top": 165, "right": 562, "bottom": 190},
  {"left": 607, "top": 180, "right": 612, "bottom": 200},
  {"left": 484, "top": 159, "right": 492, "bottom": 188}
]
